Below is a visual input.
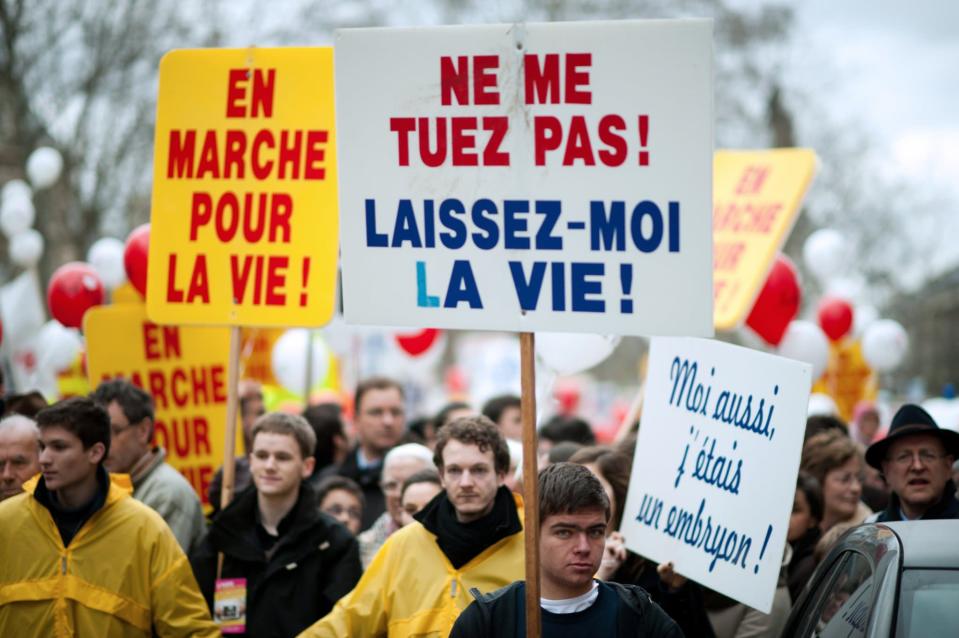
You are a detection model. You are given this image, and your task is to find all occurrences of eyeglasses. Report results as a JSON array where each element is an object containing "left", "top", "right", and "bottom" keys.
[
  {"left": 110, "top": 423, "right": 135, "bottom": 437},
  {"left": 323, "top": 504, "right": 362, "bottom": 520},
  {"left": 887, "top": 450, "right": 947, "bottom": 468}
]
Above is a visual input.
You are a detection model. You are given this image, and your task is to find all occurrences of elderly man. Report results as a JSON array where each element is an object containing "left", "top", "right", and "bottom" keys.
[
  {"left": 865, "top": 404, "right": 959, "bottom": 522},
  {"left": 357, "top": 442, "right": 435, "bottom": 567},
  {"left": 0, "top": 414, "right": 41, "bottom": 501},
  {"left": 93, "top": 379, "right": 206, "bottom": 553}
]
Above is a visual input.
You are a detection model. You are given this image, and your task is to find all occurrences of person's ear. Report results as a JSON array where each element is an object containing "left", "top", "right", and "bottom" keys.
[
  {"left": 88, "top": 442, "right": 106, "bottom": 465},
  {"left": 302, "top": 455, "right": 316, "bottom": 478},
  {"left": 136, "top": 418, "right": 153, "bottom": 446}
]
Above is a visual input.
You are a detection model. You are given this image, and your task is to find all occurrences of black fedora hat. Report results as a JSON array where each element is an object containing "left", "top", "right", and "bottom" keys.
[{"left": 865, "top": 404, "right": 959, "bottom": 470}]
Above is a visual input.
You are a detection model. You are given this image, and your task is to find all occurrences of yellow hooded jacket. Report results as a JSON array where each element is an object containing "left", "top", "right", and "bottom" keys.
[
  {"left": 0, "top": 474, "right": 218, "bottom": 638},
  {"left": 298, "top": 493, "right": 526, "bottom": 638}
]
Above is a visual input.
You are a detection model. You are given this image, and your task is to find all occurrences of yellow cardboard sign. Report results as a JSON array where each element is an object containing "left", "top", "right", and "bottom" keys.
[
  {"left": 813, "top": 338, "right": 877, "bottom": 423},
  {"left": 713, "top": 149, "right": 816, "bottom": 330},
  {"left": 147, "top": 48, "right": 338, "bottom": 326},
  {"left": 84, "top": 305, "right": 239, "bottom": 509}
]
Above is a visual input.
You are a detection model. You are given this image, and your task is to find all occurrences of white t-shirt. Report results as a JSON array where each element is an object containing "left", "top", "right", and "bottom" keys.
[{"left": 540, "top": 581, "right": 600, "bottom": 614}]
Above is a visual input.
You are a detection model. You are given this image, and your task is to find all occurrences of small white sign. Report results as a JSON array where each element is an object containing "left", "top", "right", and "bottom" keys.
[
  {"left": 335, "top": 20, "right": 713, "bottom": 336},
  {"left": 620, "top": 337, "right": 811, "bottom": 612}
]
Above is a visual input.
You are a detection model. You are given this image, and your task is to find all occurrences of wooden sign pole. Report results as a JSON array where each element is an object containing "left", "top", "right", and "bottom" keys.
[
  {"left": 216, "top": 325, "right": 242, "bottom": 579},
  {"left": 520, "top": 332, "right": 541, "bottom": 638}
]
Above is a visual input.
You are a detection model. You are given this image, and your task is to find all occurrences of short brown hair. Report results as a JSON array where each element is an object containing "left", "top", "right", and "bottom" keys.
[
  {"left": 354, "top": 377, "right": 404, "bottom": 414},
  {"left": 569, "top": 446, "right": 632, "bottom": 530},
  {"left": 251, "top": 412, "right": 316, "bottom": 459},
  {"left": 36, "top": 397, "right": 111, "bottom": 458},
  {"left": 433, "top": 415, "right": 510, "bottom": 474},
  {"left": 539, "top": 462, "right": 610, "bottom": 523},
  {"left": 801, "top": 430, "right": 862, "bottom": 486}
]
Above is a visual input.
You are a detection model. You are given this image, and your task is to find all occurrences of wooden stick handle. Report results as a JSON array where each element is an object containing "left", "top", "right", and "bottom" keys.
[{"left": 520, "top": 332, "right": 541, "bottom": 638}]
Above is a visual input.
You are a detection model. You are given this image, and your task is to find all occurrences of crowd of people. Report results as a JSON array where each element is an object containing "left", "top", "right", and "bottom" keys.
[{"left": 0, "top": 373, "right": 956, "bottom": 637}]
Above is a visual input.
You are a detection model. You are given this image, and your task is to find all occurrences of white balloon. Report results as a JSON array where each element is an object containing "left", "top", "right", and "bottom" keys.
[
  {"left": 26, "top": 147, "right": 64, "bottom": 190},
  {"left": 852, "top": 304, "right": 878, "bottom": 336},
  {"left": 777, "top": 320, "right": 830, "bottom": 381},
  {"left": 807, "top": 392, "right": 839, "bottom": 417},
  {"left": 0, "top": 195, "right": 35, "bottom": 237},
  {"left": 802, "top": 229, "right": 847, "bottom": 283},
  {"left": 1, "top": 179, "right": 32, "bottom": 204},
  {"left": 87, "top": 237, "right": 127, "bottom": 289},
  {"left": 36, "top": 320, "right": 83, "bottom": 373},
  {"left": 825, "top": 275, "right": 864, "bottom": 303},
  {"left": 535, "top": 332, "right": 620, "bottom": 375},
  {"left": 271, "top": 329, "right": 330, "bottom": 396},
  {"left": 9, "top": 229, "right": 44, "bottom": 268},
  {"left": 862, "top": 319, "right": 908, "bottom": 372}
]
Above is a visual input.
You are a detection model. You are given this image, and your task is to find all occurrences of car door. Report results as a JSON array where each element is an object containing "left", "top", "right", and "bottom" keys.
[{"left": 792, "top": 550, "right": 875, "bottom": 638}]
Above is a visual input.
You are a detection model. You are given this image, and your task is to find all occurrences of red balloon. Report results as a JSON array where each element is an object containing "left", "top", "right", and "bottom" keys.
[
  {"left": 47, "top": 262, "right": 105, "bottom": 329},
  {"left": 745, "top": 255, "right": 801, "bottom": 346},
  {"left": 395, "top": 328, "right": 441, "bottom": 357},
  {"left": 124, "top": 224, "right": 150, "bottom": 297},
  {"left": 818, "top": 296, "right": 854, "bottom": 342}
]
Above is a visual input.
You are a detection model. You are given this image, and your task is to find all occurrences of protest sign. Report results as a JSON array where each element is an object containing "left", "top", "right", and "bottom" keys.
[
  {"left": 620, "top": 337, "right": 811, "bottom": 612},
  {"left": 84, "top": 305, "right": 236, "bottom": 508},
  {"left": 147, "top": 47, "right": 339, "bottom": 327},
  {"left": 713, "top": 148, "right": 817, "bottom": 330},
  {"left": 336, "top": 21, "right": 713, "bottom": 336}
]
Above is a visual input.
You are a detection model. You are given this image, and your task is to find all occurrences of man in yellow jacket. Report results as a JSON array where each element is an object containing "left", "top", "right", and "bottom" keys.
[
  {"left": 298, "top": 416, "right": 525, "bottom": 638},
  {"left": 0, "top": 397, "right": 218, "bottom": 637}
]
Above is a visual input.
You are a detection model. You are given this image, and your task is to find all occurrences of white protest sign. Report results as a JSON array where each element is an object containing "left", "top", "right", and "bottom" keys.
[
  {"left": 335, "top": 20, "right": 713, "bottom": 336},
  {"left": 620, "top": 337, "right": 811, "bottom": 612}
]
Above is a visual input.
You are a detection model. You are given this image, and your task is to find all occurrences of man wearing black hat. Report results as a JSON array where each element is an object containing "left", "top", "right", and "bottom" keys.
[{"left": 865, "top": 404, "right": 959, "bottom": 522}]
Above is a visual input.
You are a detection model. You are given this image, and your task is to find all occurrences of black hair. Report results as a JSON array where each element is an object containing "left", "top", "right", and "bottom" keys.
[
  {"left": 539, "top": 462, "right": 610, "bottom": 523},
  {"left": 36, "top": 397, "right": 111, "bottom": 459}
]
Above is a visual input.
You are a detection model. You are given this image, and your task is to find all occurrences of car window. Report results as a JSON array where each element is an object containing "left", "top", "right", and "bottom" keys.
[
  {"left": 802, "top": 551, "right": 874, "bottom": 638},
  {"left": 896, "top": 569, "right": 959, "bottom": 636}
]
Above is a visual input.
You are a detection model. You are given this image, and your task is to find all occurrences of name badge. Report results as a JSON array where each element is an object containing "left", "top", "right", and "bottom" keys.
[{"left": 214, "top": 578, "right": 247, "bottom": 634}]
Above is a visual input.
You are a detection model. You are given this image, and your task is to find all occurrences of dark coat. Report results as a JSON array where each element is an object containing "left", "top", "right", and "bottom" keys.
[
  {"left": 190, "top": 483, "right": 362, "bottom": 638},
  {"left": 873, "top": 480, "right": 959, "bottom": 522},
  {"left": 319, "top": 446, "right": 385, "bottom": 530},
  {"left": 449, "top": 580, "right": 684, "bottom": 638}
]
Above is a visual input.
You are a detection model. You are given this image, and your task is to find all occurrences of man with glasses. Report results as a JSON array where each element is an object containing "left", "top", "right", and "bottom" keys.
[
  {"left": 93, "top": 379, "right": 205, "bottom": 552},
  {"left": 865, "top": 404, "right": 959, "bottom": 522}
]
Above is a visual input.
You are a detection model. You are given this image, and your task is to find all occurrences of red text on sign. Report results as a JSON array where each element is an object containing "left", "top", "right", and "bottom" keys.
[
  {"left": 534, "top": 115, "right": 628, "bottom": 166},
  {"left": 230, "top": 255, "right": 289, "bottom": 306},
  {"left": 167, "top": 129, "right": 328, "bottom": 181},
  {"left": 390, "top": 116, "right": 509, "bottom": 167},
  {"left": 190, "top": 191, "right": 292, "bottom": 243},
  {"left": 226, "top": 68, "right": 276, "bottom": 118},
  {"left": 440, "top": 55, "right": 500, "bottom": 106},
  {"left": 524, "top": 53, "right": 592, "bottom": 105},
  {"left": 143, "top": 324, "right": 181, "bottom": 360}
]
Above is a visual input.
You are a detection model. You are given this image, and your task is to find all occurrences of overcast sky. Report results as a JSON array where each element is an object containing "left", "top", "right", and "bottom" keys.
[{"left": 788, "top": 0, "right": 959, "bottom": 195}]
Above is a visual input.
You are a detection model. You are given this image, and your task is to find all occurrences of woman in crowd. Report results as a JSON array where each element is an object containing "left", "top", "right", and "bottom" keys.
[
  {"left": 569, "top": 446, "right": 716, "bottom": 638},
  {"left": 398, "top": 469, "right": 442, "bottom": 526},
  {"left": 315, "top": 476, "right": 365, "bottom": 536},
  {"left": 800, "top": 430, "right": 872, "bottom": 534},
  {"left": 787, "top": 472, "right": 823, "bottom": 602}
]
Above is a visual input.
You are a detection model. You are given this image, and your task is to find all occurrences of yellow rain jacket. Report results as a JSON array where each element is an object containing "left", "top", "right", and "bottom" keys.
[
  {"left": 0, "top": 474, "right": 218, "bottom": 638},
  {"left": 299, "top": 493, "right": 526, "bottom": 638}
]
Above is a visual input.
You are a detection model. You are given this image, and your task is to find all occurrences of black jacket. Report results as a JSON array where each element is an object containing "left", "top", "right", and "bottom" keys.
[
  {"left": 190, "top": 483, "right": 362, "bottom": 638},
  {"left": 449, "top": 580, "right": 684, "bottom": 638},
  {"left": 874, "top": 480, "right": 959, "bottom": 522},
  {"left": 319, "top": 447, "right": 385, "bottom": 530}
]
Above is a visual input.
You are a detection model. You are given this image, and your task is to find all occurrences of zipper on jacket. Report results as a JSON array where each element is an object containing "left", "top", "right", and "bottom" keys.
[
  {"left": 450, "top": 579, "right": 457, "bottom": 598},
  {"left": 61, "top": 556, "right": 67, "bottom": 574}
]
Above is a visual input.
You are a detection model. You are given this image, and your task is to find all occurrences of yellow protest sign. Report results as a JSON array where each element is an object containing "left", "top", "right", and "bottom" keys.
[
  {"left": 713, "top": 149, "right": 816, "bottom": 330},
  {"left": 147, "top": 48, "right": 338, "bottom": 327},
  {"left": 813, "top": 338, "right": 877, "bottom": 423},
  {"left": 84, "top": 305, "right": 239, "bottom": 509}
]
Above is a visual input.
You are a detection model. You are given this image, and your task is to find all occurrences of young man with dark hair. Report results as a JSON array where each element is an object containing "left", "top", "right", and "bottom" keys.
[
  {"left": 92, "top": 378, "right": 205, "bottom": 552},
  {"left": 482, "top": 393, "right": 523, "bottom": 441},
  {"left": 451, "top": 462, "right": 681, "bottom": 638},
  {"left": 208, "top": 381, "right": 265, "bottom": 513},
  {"left": 0, "top": 397, "right": 216, "bottom": 636},
  {"left": 299, "top": 415, "right": 524, "bottom": 637},
  {"left": 191, "top": 412, "right": 362, "bottom": 637},
  {"left": 322, "top": 376, "right": 406, "bottom": 530}
]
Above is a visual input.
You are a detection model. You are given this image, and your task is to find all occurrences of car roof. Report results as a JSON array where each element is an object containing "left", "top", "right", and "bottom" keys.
[{"left": 881, "top": 520, "right": 959, "bottom": 569}]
